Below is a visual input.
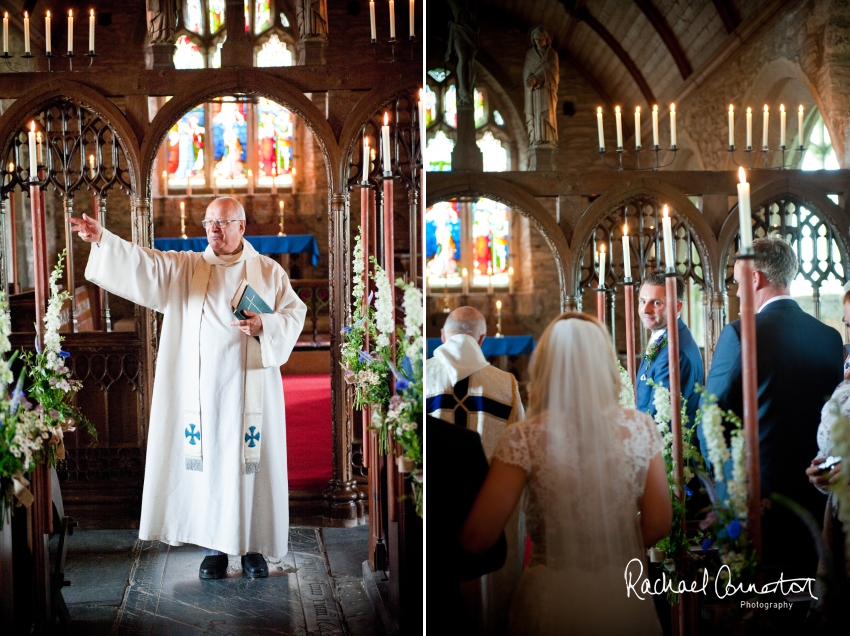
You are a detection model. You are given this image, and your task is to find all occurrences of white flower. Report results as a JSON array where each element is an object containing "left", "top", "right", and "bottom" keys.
[
  {"left": 728, "top": 432, "right": 747, "bottom": 519},
  {"left": 618, "top": 361, "right": 635, "bottom": 408},
  {"left": 652, "top": 384, "right": 672, "bottom": 425},
  {"left": 701, "top": 403, "right": 730, "bottom": 482},
  {"left": 373, "top": 265, "right": 394, "bottom": 349},
  {"left": 401, "top": 284, "right": 423, "bottom": 340},
  {"left": 352, "top": 228, "right": 366, "bottom": 305}
]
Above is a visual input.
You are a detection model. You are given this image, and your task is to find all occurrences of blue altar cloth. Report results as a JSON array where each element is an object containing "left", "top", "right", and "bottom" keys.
[
  {"left": 426, "top": 335, "right": 536, "bottom": 359},
  {"left": 153, "top": 234, "right": 320, "bottom": 266}
]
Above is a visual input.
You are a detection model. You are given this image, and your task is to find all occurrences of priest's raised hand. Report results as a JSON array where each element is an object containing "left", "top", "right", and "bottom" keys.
[{"left": 69, "top": 213, "right": 104, "bottom": 243}]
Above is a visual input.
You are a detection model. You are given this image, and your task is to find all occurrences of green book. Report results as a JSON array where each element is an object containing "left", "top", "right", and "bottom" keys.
[{"left": 231, "top": 279, "right": 273, "bottom": 341}]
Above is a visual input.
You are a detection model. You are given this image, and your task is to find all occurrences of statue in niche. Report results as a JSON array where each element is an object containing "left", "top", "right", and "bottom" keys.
[
  {"left": 444, "top": 0, "right": 479, "bottom": 106},
  {"left": 296, "top": 0, "right": 329, "bottom": 38},
  {"left": 524, "top": 26, "right": 559, "bottom": 146},
  {"left": 146, "top": 0, "right": 178, "bottom": 44}
]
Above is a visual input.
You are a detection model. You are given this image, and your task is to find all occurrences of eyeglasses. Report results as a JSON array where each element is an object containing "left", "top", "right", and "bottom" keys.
[{"left": 202, "top": 219, "right": 242, "bottom": 229}]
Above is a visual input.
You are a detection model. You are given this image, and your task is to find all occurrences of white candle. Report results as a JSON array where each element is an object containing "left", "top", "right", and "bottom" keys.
[
  {"left": 496, "top": 299, "right": 502, "bottom": 314},
  {"left": 279, "top": 200, "right": 285, "bottom": 234},
  {"left": 89, "top": 9, "right": 95, "bottom": 53},
  {"left": 409, "top": 0, "right": 414, "bottom": 37},
  {"left": 369, "top": 1, "right": 376, "bottom": 40},
  {"left": 3, "top": 13, "right": 8, "bottom": 54},
  {"left": 615, "top": 106, "right": 623, "bottom": 148},
  {"left": 596, "top": 107, "right": 605, "bottom": 150},
  {"left": 798, "top": 105, "right": 805, "bottom": 148},
  {"left": 487, "top": 265, "right": 493, "bottom": 295},
  {"left": 180, "top": 201, "right": 185, "bottom": 218},
  {"left": 728, "top": 105, "right": 734, "bottom": 147},
  {"left": 45, "top": 11, "right": 51, "bottom": 54},
  {"left": 462, "top": 267, "right": 469, "bottom": 295},
  {"left": 67, "top": 10, "right": 73, "bottom": 55},
  {"left": 634, "top": 107, "right": 641, "bottom": 149},
  {"left": 598, "top": 244, "right": 606, "bottom": 285},
  {"left": 780, "top": 104, "right": 786, "bottom": 148},
  {"left": 670, "top": 104, "right": 677, "bottom": 147},
  {"left": 652, "top": 105, "right": 659, "bottom": 146},
  {"left": 389, "top": 0, "right": 396, "bottom": 39},
  {"left": 247, "top": 168, "right": 254, "bottom": 195},
  {"left": 361, "top": 136, "right": 369, "bottom": 184},
  {"left": 28, "top": 122, "right": 37, "bottom": 179},
  {"left": 661, "top": 204, "right": 675, "bottom": 270},
  {"left": 508, "top": 266, "right": 514, "bottom": 294},
  {"left": 737, "top": 167, "right": 752, "bottom": 251},
  {"left": 162, "top": 170, "right": 168, "bottom": 196},
  {"left": 381, "top": 112, "right": 391, "bottom": 174},
  {"left": 186, "top": 177, "right": 192, "bottom": 197},
  {"left": 746, "top": 107, "right": 752, "bottom": 148},
  {"left": 36, "top": 132, "right": 43, "bottom": 162},
  {"left": 762, "top": 105, "right": 769, "bottom": 149},
  {"left": 23, "top": 12, "right": 30, "bottom": 54},
  {"left": 622, "top": 223, "right": 631, "bottom": 278}
]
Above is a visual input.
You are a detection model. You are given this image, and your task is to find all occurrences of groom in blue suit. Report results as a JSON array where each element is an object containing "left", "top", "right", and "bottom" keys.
[
  {"left": 703, "top": 235, "right": 843, "bottom": 578},
  {"left": 635, "top": 272, "right": 705, "bottom": 428}
]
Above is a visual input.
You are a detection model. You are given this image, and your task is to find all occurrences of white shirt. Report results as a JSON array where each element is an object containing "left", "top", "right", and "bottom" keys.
[{"left": 757, "top": 294, "right": 794, "bottom": 313}]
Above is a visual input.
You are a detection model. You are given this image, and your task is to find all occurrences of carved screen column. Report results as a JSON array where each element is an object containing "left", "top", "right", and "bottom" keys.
[{"left": 132, "top": 196, "right": 157, "bottom": 445}]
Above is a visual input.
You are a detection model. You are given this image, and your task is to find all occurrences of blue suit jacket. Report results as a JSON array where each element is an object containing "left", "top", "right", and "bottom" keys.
[{"left": 636, "top": 317, "right": 705, "bottom": 429}]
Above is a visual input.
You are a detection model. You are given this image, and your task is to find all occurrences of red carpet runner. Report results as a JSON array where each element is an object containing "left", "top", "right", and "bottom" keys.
[{"left": 283, "top": 374, "right": 333, "bottom": 490}]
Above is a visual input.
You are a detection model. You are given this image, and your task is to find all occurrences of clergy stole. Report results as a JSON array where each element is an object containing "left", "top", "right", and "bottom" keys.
[{"left": 183, "top": 255, "right": 266, "bottom": 474}]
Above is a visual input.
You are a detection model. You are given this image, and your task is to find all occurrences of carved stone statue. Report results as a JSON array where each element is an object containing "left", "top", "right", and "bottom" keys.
[
  {"left": 296, "top": 0, "right": 329, "bottom": 38},
  {"left": 146, "top": 0, "right": 178, "bottom": 44},
  {"left": 444, "top": 0, "right": 479, "bottom": 106},
  {"left": 524, "top": 26, "right": 559, "bottom": 146}
]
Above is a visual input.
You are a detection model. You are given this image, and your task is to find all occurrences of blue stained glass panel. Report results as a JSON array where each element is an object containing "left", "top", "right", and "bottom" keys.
[{"left": 425, "top": 202, "right": 461, "bottom": 277}]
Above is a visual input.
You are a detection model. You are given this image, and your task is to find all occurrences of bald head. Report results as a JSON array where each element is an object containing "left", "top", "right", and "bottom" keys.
[
  {"left": 206, "top": 196, "right": 246, "bottom": 220},
  {"left": 204, "top": 197, "right": 246, "bottom": 255},
  {"left": 442, "top": 306, "right": 487, "bottom": 344}
]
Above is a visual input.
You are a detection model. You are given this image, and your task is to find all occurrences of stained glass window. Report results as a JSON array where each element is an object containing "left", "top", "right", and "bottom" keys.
[
  {"left": 472, "top": 199, "right": 510, "bottom": 285},
  {"left": 245, "top": 0, "right": 251, "bottom": 31},
  {"left": 494, "top": 110, "right": 504, "bottom": 126},
  {"left": 209, "top": 0, "right": 225, "bottom": 33},
  {"left": 802, "top": 112, "right": 839, "bottom": 170},
  {"left": 186, "top": 0, "right": 204, "bottom": 34},
  {"left": 424, "top": 85, "right": 436, "bottom": 126},
  {"left": 444, "top": 85, "right": 457, "bottom": 128},
  {"left": 257, "top": 34, "right": 293, "bottom": 67},
  {"left": 427, "top": 68, "right": 449, "bottom": 82},
  {"left": 425, "top": 202, "right": 461, "bottom": 280},
  {"left": 174, "top": 35, "right": 205, "bottom": 69},
  {"left": 255, "top": 0, "right": 273, "bottom": 33},
  {"left": 474, "top": 89, "right": 486, "bottom": 128},
  {"left": 257, "top": 98, "right": 294, "bottom": 187},
  {"left": 426, "top": 131, "right": 453, "bottom": 172},
  {"left": 167, "top": 105, "right": 206, "bottom": 186},
  {"left": 212, "top": 99, "right": 249, "bottom": 185},
  {"left": 477, "top": 132, "right": 508, "bottom": 172},
  {"left": 211, "top": 38, "right": 224, "bottom": 68}
]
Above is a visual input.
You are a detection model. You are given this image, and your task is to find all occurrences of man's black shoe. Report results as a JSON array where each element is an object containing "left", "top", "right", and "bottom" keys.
[
  {"left": 199, "top": 555, "right": 228, "bottom": 579},
  {"left": 241, "top": 553, "right": 269, "bottom": 578}
]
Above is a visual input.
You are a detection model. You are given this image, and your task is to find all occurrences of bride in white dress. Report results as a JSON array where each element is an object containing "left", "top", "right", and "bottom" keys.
[{"left": 460, "top": 312, "right": 671, "bottom": 635}]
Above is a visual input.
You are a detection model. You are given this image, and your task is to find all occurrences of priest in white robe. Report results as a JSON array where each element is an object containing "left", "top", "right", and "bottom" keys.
[{"left": 70, "top": 197, "right": 307, "bottom": 579}]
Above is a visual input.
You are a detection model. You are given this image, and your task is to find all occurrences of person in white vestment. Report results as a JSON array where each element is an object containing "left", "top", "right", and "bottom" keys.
[
  {"left": 461, "top": 312, "right": 671, "bottom": 636},
  {"left": 426, "top": 306, "right": 524, "bottom": 636},
  {"left": 70, "top": 197, "right": 307, "bottom": 579}
]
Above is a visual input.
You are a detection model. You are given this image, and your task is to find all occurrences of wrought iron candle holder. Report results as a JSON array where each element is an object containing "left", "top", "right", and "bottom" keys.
[
  {"left": 599, "top": 146, "right": 679, "bottom": 171},
  {"left": 727, "top": 145, "right": 806, "bottom": 170},
  {"left": 370, "top": 36, "right": 419, "bottom": 62},
  {"left": 2, "top": 50, "right": 97, "bottom": 72}
]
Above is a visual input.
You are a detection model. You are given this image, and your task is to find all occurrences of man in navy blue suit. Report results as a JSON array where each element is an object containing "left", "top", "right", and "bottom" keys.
[
  {"left": 703, "top": 235, "right": 843, "bottom": 579},
  {"left": 635, "top": 271, "right": 705, "bottom": 429}
]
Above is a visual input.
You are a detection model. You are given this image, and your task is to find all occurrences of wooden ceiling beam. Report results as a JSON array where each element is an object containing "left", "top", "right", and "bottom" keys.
[
  {"left": 634, "top": 0, "right": 692, "bottom": 79},
  {"left": 711, "top": 0, "right": 741, "bottom": 34}
]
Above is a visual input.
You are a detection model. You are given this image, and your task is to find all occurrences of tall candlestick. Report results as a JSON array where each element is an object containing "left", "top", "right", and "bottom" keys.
[
  {"left": 389, "top": 0, "right": 396, "bottom": 39},
  {"left": 661, "top": 204, "right": 675, "bottom": 270},
  {"left": 798, "top": 105, "right": 805, "bottom": 148},
  {"left": 278, "top": 200, "right": 285, "bottom": 236},
  {"left": 381, "top": 112, "right": 391, "bottom": 175},
  {"left": 746, "top": 107, "right": 753, "bottom": 149},
  {"left": 598, "top": 244, "right": 606, "bottom": 285},
  {"left": 622, "top": 223, "right": 631, "bottom": 278},
  {"left": 45, "top": 11, "right": 51, "bottom": 54},
  {"left": 737, "top": 167, "right": 752, "bottom": 251},
  {"left": 68, "top": 10, "right": 73, "bottom": 55},
  {"left": 495, "top": 299, "right": 503, "bottom": 338},
  {"left": 180, "top": 201, "right": 185, "bottom": 218},
  {"left": 596, "top": 107, "right": 605, "bottom": 150},
  {"left": 652, "top": 105, "right": 659, "bottom": 146},
  {"left": 508, "top": 266, "right": 514, "bottom": 294},
  {"left": 3, "top": 13, "right": 8, "bottom": 54},
  {"left": 409, "top": 0, "right": 415, "bottom": 37},
  {"left": 369, "top": 1, "right": 376, "bottom": 40},
  {"left": 23, "top": 12, "right": 30, "bottom": 54},
  {"left": 462, "top": 267, "right": 469, "bottom": 295},
  {"left": 634, "top": 107, "right": 641, "bottom": 149},
  {"left": 28, "top": 122, "right": 37, "bottom": 179},
  {"left": 670, "top": 104, "right": 677, "bottom": 147},
  {"left": 728, "top": 104, "right": 734, "bottom": 147},
  {"left": 89, "top": 9, "right": 95, "bottom": 53},
  {"left": 362, "top": 136, "right": 370, "bottom": 185},
  {"left": 762, "top": 105, "right": 769, "bottom": 149},
  {"left": 615, "top": 106, "right": 623, "bottom": 148},
  {"left": 780, "top": 104, "right": 786, "bottom": 148},
  {"left": 180, "top": 201, "right": 187, "bottom": 239}
]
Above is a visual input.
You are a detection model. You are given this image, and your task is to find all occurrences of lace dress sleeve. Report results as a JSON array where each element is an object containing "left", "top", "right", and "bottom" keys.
[
  {"left": 620, "top": 409, "right": 663, "bottom": 504},
  {"left": 492, "top": 423, "right": 532, "bottom": 474}
]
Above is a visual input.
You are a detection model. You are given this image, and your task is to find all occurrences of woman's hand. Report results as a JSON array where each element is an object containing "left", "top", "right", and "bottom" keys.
[{"left": 807, "top": 457, "right": 843, "bottom": 488}]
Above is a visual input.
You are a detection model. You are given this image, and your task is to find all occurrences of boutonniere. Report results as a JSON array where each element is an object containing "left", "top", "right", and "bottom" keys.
[{"left": 644, "top": 333, "right": 668, "bottom": 366}]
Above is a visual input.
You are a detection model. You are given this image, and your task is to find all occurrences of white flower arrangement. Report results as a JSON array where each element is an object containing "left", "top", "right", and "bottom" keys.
[
  {"left": 701, "top": 402, "right": 729, "bottom": 483},
  {"left": 652, "top": 383, "right": 673, "bottom": 428},
  {"left": 352, "top": 227, "right": 365, "bottom": 305},
  {"left": 401, "top": 284, "right": 423, "bottom": 365},
  {"left": 728, "top": 431, "right": 747, "bottom": 519},
  {"left": 373, "top": 263, "right": 394, "bottom": 350},
  {"left": 617, "top": 361, "right": 634, "bottom": 408}
]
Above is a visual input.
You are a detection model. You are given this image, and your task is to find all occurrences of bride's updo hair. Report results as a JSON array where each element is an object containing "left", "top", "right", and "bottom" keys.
[{"left": 526, "top": 312, "right": 621, "bottom": 419}]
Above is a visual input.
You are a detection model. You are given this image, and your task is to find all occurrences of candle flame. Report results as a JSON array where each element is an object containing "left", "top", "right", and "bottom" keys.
[
  {"left": 799, "top": 105, "right": 804, "bottom": 113},
  {"left": 600, "top": 244, "right": 606, "bottom": 253},
  {"left": 615, "top": 106, "right": 620, "bottom": 114},
  {"left": 47, "top": 11, "right": 50, "bottom": 18},
  {"left": 180, "top": 201, "right": 185, "bottom": 209},
  {"left": 89, "top": 154, "right": 94, "bottom": 165},
  {"left": 635, "top": 106, "right": 640, "bottom": 113},
  {"left": 462, "top": 267, "right": 468, "bottom": 276},
  {"left": 764, "top": 104, "right": 769, "bottom": 112},
  {"left": 670, "top": 103, "right": 675, "bottom": 112},
  {"left": 364, "top": 136, "right": 369, "bottom": 147},
  {"left": 69, "top": 10, "right": 73, "bottom": 17},
  {"left": 508, "top": 266, "right": 514, "bottom": 276},
  {"left": 279, "top": 200, "right": 284, "bottom": 209},
  {"left": 162, "top": 170, "right": 167, "bottom": 178},
  {"left": 383, "top": 112, "right": 388, "bottom": 126},
  {"left": 29, "top": 121, "right": 35, "bottom": 132},
  {"left": 662, "top": 204, "right": 669, "bottom": 218},
  {"left": 24, "top": 11, "right": 28, "bottom": 19},
  {"left": 419, "top": 88, "right": 424, "bottom": 101},
  {"left": 496, "top": 300, "right": 502, "bottom": 309},
  {"left": 729, "top": 104, "right": 734, "bottom": 112},
  {"left": 4, "top": 13, "right": 8, "bottom": 19},
  {"left": 780, "top": 104, "right": 785, "bottom": 113},
  {"left": 747, "top": 107, "right": 752, "bottom": 114},
  {"left": 8, "top": 162, "right": 14, "bottom": 172},
  {"left": 623, "top": 222, "right": 628, "bottom": 236},
  {"left": 91, "top": 10, "right": 94, "bottom": 17},
  {"left": 739, "top": 166, "right": 747, "bottom": 184},
  {"left": 36, "top": 132, "right": 41, "bottom": 142},
  {"left": 370, "top": 149, "right": 375, "bottom": 160},
  {"left": 248, "top": 169, "right": 253, "bottom": 177},
  {"left": 653, "top": 104, "right": 658, "bottom": 112},
  {"left": 597, "top": 106, "right": 602, "bottom": 114}
]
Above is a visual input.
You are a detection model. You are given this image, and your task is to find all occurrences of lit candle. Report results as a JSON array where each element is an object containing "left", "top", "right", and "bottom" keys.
[
  {"left": 28, "top": 122, "right": 37, "bottom": 179},
  {"left": 622, "top": 223, "right": 631, "bottom": 278},
  {"left": 247, "top": 168, "right": 254, "bottom": 195},
  {"left": 462, "top": 267, "right": 469, "bottom": 295},
  {"left": 728, "top": 104, "right": 734, "bottom": 147},
  {"left": 780, "top": 104, "right": 786, "bottom": 148},
  {"left": 180, "top": 201, "right": 185, "bottom": 218},
  {"left": 737, "top": 167, "right": 752, "bottom": 251},
  {"left": 487, "top": 265, "right": 493, "bottom": 295},
  {"left": 598, "top": 244, "right": 606, "bottom": 285},
  {"left": 615, "top": 106, "right": 623, "bottom": 148},
  {"left": 661, "top": 204, "right": 675, "bottom": 270},
  {"left": 23, "top": 12, "right": 30, "bottom": 54},
  {"left": 652, "top": 105, "right": 659, "bottom": 146},
  {"left": 381, "top": 112, "right": 391, "bottom": 174},
  {"left": 36, "top": 132, "right": 43, "bottom": 163},
  {"left": 271, "top": 166, "right": 278, "bottom": 195},
  {"left": 68, "top": 10, "right": 73, "bottom": 55},
  {"left": 762, "top": 105, "right": 769, "bottom": 149},
  {"left": 88, "top": 154, "right": 95, "bottom": 179},
  {"left": 3, "top": 13, "right": 8, "bottom": 54},
  {"left": 89, "top": 9, "right": 95, "bottom": 53},
  {"left": 45, "top": 11, "right": 51, "bottom": 54},
  {"left": 278, "top": 200, "right": 285, "bottom": 236},
  {"left": 369, "top": 1, "right": 376, "bottom": 40},
  {"left": 798, "top": 105, "right": 804, "bottom": 148},
  {"left": 746, "top": 107, "right": 752, "bottom": 148},
  {"left": 634, "top": 106, "right": 641, "bottom": 149},
  {"left": 670, "top": 104, "right": 677, "bottom": 147},
  {"left": 596, "top": 107, "right": 605, "bottom": 150},
  {"left": 409, "top": 0, "right": 415, "bottom": 37},
  {"left": 508, "top": 266, "right": 514, "bottom": 294},
  {"left": 496, "top": 299, "right": 502, "bottom": 313},
  {"left": 389, "top": 0, "right": 396, "bottom": 39},
  {"left": 362, "top": 136, "right": 369, "bottom": 185}
]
